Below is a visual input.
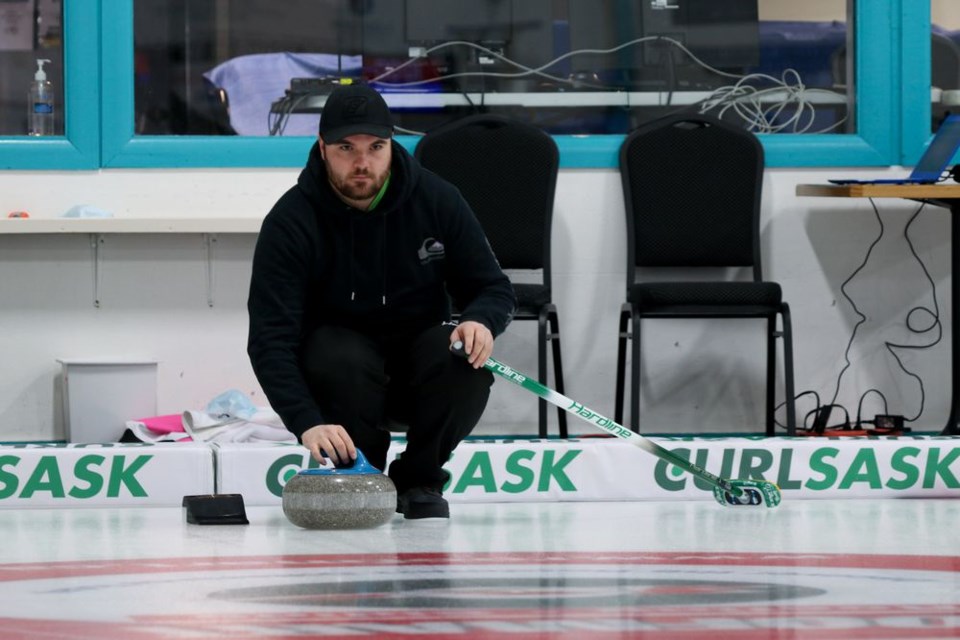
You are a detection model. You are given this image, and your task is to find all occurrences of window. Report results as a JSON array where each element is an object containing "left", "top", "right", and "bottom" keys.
[
  {"left": 132, "top": 0, "right": 853, "bottom": 139},
  {"left": 931, "top": 1, "right": 960, "bottom": 134},
  {"left": 0, "top": 1, "right": 98, "bottom": 169},
  {"left": 0, "top": 0, "right": 62, "bottom": 136},
  {"left": 0, "top": 0, "right": 933, "bottom": 170}
]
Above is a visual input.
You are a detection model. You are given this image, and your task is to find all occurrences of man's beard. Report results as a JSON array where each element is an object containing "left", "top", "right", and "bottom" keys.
[{"left": 329, "top": 169, "right": 387, "bottom": 202}]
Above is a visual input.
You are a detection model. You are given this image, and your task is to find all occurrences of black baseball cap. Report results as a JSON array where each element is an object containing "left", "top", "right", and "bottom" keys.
[{"left": 318, "top": 83, "right": 394, "bottom": 143}]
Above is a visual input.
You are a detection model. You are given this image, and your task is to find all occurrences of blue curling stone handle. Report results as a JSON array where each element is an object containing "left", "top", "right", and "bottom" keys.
[{"left": 296, "top": 448, "right": 383, "bottom": 476}]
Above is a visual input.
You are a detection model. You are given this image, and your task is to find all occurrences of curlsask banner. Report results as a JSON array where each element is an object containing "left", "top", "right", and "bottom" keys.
[
  {"left": 0, "top": 438, "right": 956, "bottom": 507},
  {"left": 0, "top": 442, "right": 214, "bottom": 507},
  {"left": 215, "top": 436, "right": 960, "bottom": 506}
]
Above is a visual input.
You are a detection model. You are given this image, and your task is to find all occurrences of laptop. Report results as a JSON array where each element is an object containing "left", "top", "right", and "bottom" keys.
[{"left": 828, "top": 114, "right": 960, "bottom": 185}]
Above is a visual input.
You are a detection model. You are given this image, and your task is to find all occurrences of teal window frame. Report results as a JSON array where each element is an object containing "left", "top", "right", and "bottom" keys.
[
  {"left": 0, "top": 1, "right": 100, "bottom": 169},
  {"left": 901, "top": 2, "right": 933, "bottom": 164},
  {"left": 0, "top": 0, "right": 931, "bottom": 170}
]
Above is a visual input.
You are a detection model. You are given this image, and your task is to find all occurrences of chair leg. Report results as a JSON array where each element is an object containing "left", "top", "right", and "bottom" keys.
[
  {"left": 766, "top": 316, "right": 777, "bottom": 436},
  {"left": 537, "top": 309, "right": 549, "bottom": 439},
  {"left": 631, "top": 311, "right": 642, "bottom": 433},
  {"left": 765, "top": 306, "right": 798, "bottom": 437},
  {"left": 547, "top": 307, "right": 568, "bottom": 438},
  {"left": 780, "top": 303, "right": 797, "bottom": 436},
  {"left": 615, "top": 304, "right": 630, "bottom": 424}
]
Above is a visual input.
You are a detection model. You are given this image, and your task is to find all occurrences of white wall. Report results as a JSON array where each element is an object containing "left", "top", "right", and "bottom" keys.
[
  {"left": 759, "top": 1, "right": 845, "bottom": 22},
  {"left": 933, "top": 0, "right": 960, "bottom": 30},
  {"left": 760, "top": 1, "right": 960, "bottom": 30},
  {"left": 0, "top": 163, "right": 950, "bottom": 439}
]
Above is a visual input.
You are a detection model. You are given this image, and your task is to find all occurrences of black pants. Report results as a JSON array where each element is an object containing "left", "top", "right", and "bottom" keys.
[{"left": 301, "top": 323, "right": 493, "bottom": 493}]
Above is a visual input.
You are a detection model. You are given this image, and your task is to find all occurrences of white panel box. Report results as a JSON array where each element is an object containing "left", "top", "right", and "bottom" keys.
[{"left": 58, "top": 359, "right": 158, "bottom": 443}]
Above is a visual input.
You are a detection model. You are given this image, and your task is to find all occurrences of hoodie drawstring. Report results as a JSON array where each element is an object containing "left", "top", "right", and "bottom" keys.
[
  {"left": 349, "top": 217, "right": 356, "bottom": 302},
  {"left": 382, "top": 215, "right": 387, "bottom": 306},
  {"left": 348, "top": 212, "right": 388, "bottom": 307}
]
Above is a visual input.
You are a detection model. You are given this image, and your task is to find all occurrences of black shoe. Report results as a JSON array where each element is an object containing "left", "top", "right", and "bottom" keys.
[{"left": 396, "top": 487, "right": 449, "bottom": 520}]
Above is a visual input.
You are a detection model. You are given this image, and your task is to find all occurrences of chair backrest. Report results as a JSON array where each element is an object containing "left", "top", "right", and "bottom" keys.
[
  {"left": 932, "top": 33, "right": 960, "bottom": 91},
  {"left": 414, "top": 115, "right": 559, "bottom": 281},
  {"left": 619, "top": 112, "right": 764, "bottom": 284}
]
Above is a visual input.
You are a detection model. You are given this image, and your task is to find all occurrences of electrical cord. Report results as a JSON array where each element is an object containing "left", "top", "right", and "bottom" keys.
[
  {"left": 803, "top": 403, "right": 850, "bottom": 433},
  {"left": 369, "top": 39, "right": 610, "bottom": 89},
  {"left": 268, "top": 93, "right": 311, "bottom": 136},
  {"left": 777, "top": 198, "right": 941, "bottom": 433},
  {"left": 824, "top": 198, "right": 889, "bottom": 412},
  {"left": 855, "top": 388, "right": 889, "bottom": 428},
  {"left": 793, "top": 390, "right": 821, "bottom": 430},
  {"left": 267, "top": 37, "right": 847, "bottom": 135},
  {"left": 365, "top": 38, "right": 846, "bottom": 134},
  {"left": 696, "top": 69, "right": 848, "bottom": 133},
  {"left": 882, "top": 201, "right": 942, "bottom": 422}
]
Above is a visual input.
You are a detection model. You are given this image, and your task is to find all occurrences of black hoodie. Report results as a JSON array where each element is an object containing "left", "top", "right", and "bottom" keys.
[{"left": 247, "top": 140, "right": 516, "bottom": 437}]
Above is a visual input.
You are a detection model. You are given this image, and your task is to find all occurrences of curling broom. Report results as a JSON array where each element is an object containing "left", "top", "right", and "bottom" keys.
[{"left": 452, "top": 341, "right": 781, "bottom": 508}]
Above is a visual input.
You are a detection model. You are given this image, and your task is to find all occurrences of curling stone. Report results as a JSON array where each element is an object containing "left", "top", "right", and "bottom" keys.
[{"left": 282, "top": 449, "right": 396, "bottom": 529}]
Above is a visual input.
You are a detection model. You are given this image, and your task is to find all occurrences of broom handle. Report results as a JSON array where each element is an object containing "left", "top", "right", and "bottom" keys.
[{"left": 451, "top": 341, "right": 738, "bottom": 495}]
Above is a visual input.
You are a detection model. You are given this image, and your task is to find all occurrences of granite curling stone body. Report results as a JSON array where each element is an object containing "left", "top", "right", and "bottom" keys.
[{"left": 282, "top": 450, "right": 397, "bottom": 529}]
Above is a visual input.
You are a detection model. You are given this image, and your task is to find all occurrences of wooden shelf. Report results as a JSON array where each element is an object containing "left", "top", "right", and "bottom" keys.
[
  {"left": 797, "top": 183, "right": 960, "bottom": 198},
  {"left": 0, "top": 218, "right": 263, "bottom": 234},
  {"left": 0, "top": 217, "right": 263, "bottom": 307}
]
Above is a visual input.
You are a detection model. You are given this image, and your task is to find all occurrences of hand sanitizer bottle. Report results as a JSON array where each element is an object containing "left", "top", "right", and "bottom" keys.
[{"left": 28, "top": 59, "right": 54, "bottom": 136}]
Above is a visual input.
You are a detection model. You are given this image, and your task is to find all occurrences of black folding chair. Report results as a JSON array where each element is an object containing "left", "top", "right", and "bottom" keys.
[
  {"left": 415, "top": 114, "right": 568, "bottom": 438},
  {"left": 615, "top": 112, "right": 796, "bottom": 436}
]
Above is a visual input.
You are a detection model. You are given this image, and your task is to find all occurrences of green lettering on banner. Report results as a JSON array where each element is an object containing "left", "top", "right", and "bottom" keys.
[
  {"left": 887, "top": 446, "right": 921, "bottom": 490},
  {"left": 0, "top": 456, "right": 19, "bottom": 499},
  {"left": 69, "top": 455, "right": 106, "bottom": 499},
  {"left": 20, "top": 456, "right": 65, "bottom": 498},
  {"left": 501, "top": 450, "right": 536, "bottom": 493},
  {"left": 266, "top": 453, "right": 310, "bottom": 497},
  {"left": 537, "top": 450, "right": 581, "bottom": 492},
  {"left": 653, "top": 448, "right": 689, "bottom": 492},
  {"left": 923, "top": 447, "right": 960, "bottom": 489},
  {"left": 777, "top": 449, "right": 803, "bottom": 490},
  {"left": 442, "top": 452, "right": 453, "bottom": 492},
  {"left": 107, "top": 455, "right": 152, "bottom": 498},
  {"left": 6, "top": 443, "right": 63, "bottom": 449},
  {"left": 806, "top": 447, "right": 839, "bottom": 490},
  {"left": 691, "top": 449, "right": 714, "bottom": 491},
  {"left": 73, "top": 443, "right": 129, "bottom": 449},
  {"left": 739, "top": 449, "right": 774, "bottom": 480},
  {"left": 719, "top": 448, "right": 735, "bottom": 479},
  {"left": 839, "top": 448, "right": 882, "bottom": 490},
  {"left": 453, "top": 451, "right": 497, "bottom": 493}
]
